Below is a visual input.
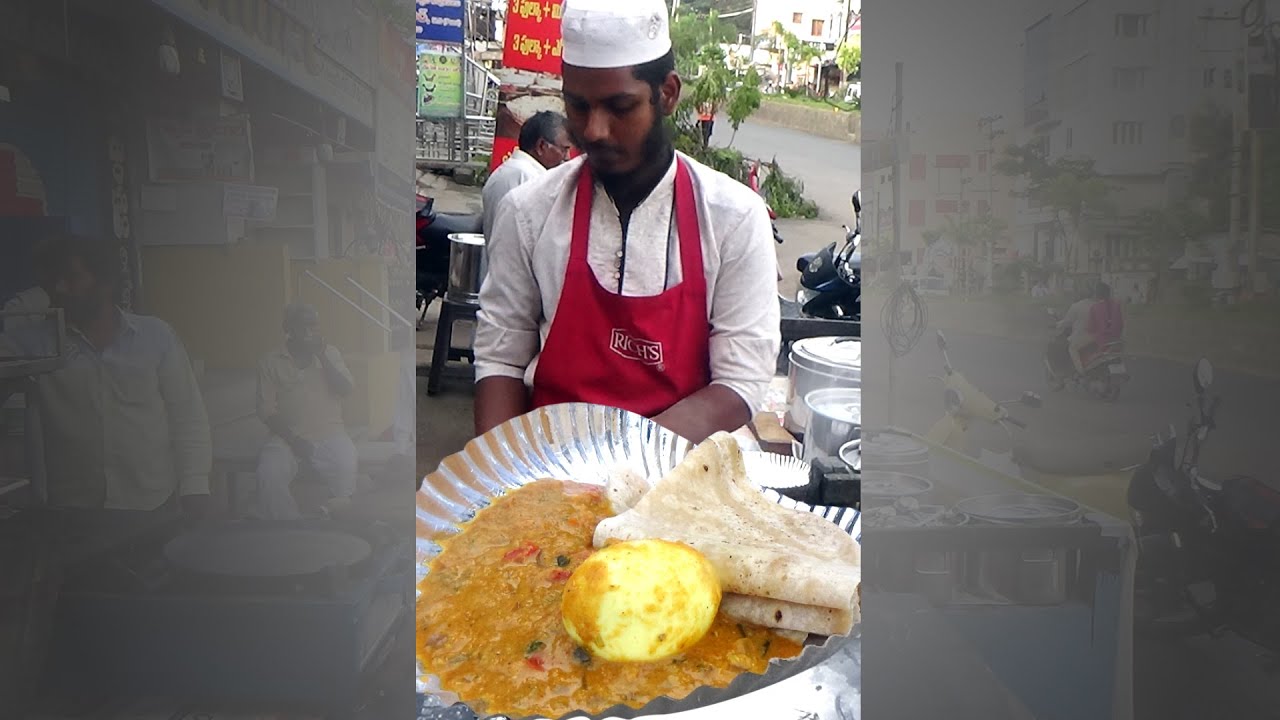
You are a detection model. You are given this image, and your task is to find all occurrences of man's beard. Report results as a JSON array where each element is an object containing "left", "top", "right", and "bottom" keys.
[{"left": 582, "top": 112, "right": 672, "bottom": 184}]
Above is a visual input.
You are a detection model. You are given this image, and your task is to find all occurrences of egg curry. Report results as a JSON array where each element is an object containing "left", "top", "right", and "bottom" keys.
[{"left": 416, "top": 480, "right": 804, "bottom": 718}]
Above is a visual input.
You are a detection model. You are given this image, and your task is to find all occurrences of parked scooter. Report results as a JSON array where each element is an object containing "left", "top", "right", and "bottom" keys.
[
  {"left": 1044, "top": 307, "right": 1130, "bottom": 401},
  {"left": 924, "top": 330, "right": 1042, "bottom": 454},
  {"left": 794, "top": 190, "right": 861, "bottom": 321},
  {"left": 1127, "top": 358, "right": 1280, "bottom": 657},
  {"left": 417, "top": 193, "right": 482, "bottom": 326}
]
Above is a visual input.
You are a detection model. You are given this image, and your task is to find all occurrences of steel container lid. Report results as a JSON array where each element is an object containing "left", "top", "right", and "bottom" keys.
[
  {"left": 791, "top": 337, "right": 862, "bottom": 379},
  {"left": 447, "top": 233, "right": 486, "bottom": 246},
  {"left": 862, "top": 431, "right": 930, "bottom": 466},
  {"left": 804, "top": 387, "right": 862, "bottom": 425}
]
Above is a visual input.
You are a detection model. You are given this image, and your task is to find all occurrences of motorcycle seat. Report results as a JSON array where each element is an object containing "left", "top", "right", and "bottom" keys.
[
  {"left": 1220, "top": 476, "right": 1280, "bottom": 531},
  {"left": 427, "top": 212, "right": 483, "bottom": 236}
]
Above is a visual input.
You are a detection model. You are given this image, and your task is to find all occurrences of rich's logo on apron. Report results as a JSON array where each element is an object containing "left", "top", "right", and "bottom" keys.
[{"left": 609, "top": 328, "right": 664, "bottom": 369}]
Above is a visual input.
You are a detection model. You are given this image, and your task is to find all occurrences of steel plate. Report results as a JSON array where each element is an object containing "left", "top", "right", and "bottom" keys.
[
  {"left": 955, "top": 493, "right": 1083, "bottom": 526},
  {"left": 742, "top": 450, "right": 811, "bottom": 490},
  {"left": 416, "top": 403, "right": 860, "bottom": 720}
]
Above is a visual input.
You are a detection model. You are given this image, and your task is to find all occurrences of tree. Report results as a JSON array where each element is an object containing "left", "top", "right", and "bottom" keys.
[
  {"left": 767, "top": 21, "right": 823, "bottom": 92},
  {"left": 996, "top": 143, "right": 1113, "bottom": 278},
  {"left": 725, "top": 66, "right": 762, "bottom": 146},
  {"left": 836, "top": 41, "right": 861, "bottom": 79},
  {"left": 1134, "top": 204, "right": 1212, "bottom": 302}
]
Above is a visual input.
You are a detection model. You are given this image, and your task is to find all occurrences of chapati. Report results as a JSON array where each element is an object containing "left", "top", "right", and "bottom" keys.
[
  {"left": 594, "top": 432, "right": 860, "bottom": 612},
  {"left": 720, "top": 591, "right": 859, "bottom": 637}
]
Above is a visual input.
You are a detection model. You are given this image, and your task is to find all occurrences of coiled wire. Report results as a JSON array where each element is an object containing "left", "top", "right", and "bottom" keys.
[{"left": 881, "top": 280, "right": 927, "bottom": 358}]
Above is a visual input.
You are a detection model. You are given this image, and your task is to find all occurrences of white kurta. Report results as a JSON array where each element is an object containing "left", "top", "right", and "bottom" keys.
[
  {"left": 481, "top": 149, "right": 548, "bottom": 241},
  {"left": 475, "top": 151, "right": 782, "bottom": 412}
]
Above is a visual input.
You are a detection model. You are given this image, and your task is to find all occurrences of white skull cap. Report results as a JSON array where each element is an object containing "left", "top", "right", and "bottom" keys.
[{"left": 561, "top": 0, "right": 673, "bottom": 69}]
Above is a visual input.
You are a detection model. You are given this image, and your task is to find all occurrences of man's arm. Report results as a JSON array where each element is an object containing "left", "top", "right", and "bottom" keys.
[
  {"left": 473, "top": 194, "right": 542, "bottom": 436},
  {"left": 319, "top": 344, "right": 354, "bottom": 397},
  {"left": 654, "top": 197, "right": 781, "bottom": 443},
  {"left": 156, "top": 328, "right": 213, "bottom": 511}
]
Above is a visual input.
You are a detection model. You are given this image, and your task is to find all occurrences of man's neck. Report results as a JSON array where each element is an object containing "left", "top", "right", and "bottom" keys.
[
  {"left": 76, "top": 306, "right": 121, "bottom": 350},
  {"left": 601, "top": 146, "right": 675, "bottom": 219}
]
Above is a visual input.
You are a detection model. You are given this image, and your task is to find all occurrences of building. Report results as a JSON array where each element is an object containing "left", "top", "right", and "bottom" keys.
[
  {"left": 752, "top": 0, "right": 856, "bottom": 88},
  {"left": 864, "top": 111, "right": 1019, "bottom": 290},
  {"left": 1013, "top": 0, "right": 1261, "bottom": 299}
]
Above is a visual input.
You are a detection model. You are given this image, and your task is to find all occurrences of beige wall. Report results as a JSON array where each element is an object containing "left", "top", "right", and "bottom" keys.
[{"left": 141, "top": 245, "right": 401, "bottom": 435}]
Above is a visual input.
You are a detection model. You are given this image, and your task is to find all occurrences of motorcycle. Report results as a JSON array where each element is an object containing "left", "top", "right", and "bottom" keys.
[
  {"left": 416, "top": 193, "right": 482, "bottom": 326},
  {"left": 794, "top": 190, "right": 862, "bottom": 321},
  {"left": 1044, "top": 307, "right": 1130, "bottom": 401},
  {"left": 1128, "top": 357, "right": 1280, "bottom": 656}
]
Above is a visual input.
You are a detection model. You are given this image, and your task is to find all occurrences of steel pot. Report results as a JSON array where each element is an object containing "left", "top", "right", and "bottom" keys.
[
  {"left": 956, "top": 493, "right": 1083, "bottom": 605},
  {"left": 785, "top": 337, "right": 862, "bottom": 434},
  {"left": 801, "top": 387, "right": 861, "bottom": 462},
  {"left": 446, "top": 233, "right": 487, "bottom": 304}
]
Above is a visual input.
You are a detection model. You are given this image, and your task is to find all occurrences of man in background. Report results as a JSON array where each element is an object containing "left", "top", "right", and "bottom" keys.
[
  {"left": 481, "top": 111, "right": 572, "bottom": 240},
  {"left": 697, "top": 102, "right": 715, "bottom": 146},
  {"left": 1088, "top": 282, "right": 1124, "bottom": 350},
  {"left": 1057, "top": 289, "right": 1096, "bottom": 376},
  {"left": 1, "top": 233, "right": 212, "bottom": 514},
  {"left": 255, "top": 303, "right": 357, "bottom": 520}
]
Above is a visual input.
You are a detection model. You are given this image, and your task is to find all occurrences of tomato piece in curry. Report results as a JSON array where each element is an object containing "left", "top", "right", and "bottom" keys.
[{"left": 417, "top": 479, "right": 804, "bottom": 718}]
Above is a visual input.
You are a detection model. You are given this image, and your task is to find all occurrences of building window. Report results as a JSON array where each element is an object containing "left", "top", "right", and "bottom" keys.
[
  {"left": 1171, "top": 114, "right": 1187, "bottom": 138},
  {"left": 1113, "top": 121, "right": 1144, "bottom": 145},
  {"left": 1112, "top": 67, "right": 1147, "bottom": 91},
  {"left": 908, "top": 199, "right": 926, "bottom": 227},
  {"left": 1115, "top": 13, "right": 1150, "bottom": 37},
  {"left": 811, "top": 19, "right": 825, "bottom": 36},
  {"left": 909, "top": 154, "right": 926, "bottom": 182},
  {"left": 1204, "top": 68, "right": 1216, "bottom": 87},
  {"left": 792, "top": 12, "right": 803, "bottom": 23}
]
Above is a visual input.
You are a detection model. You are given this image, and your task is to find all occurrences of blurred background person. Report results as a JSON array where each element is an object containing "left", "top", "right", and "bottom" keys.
[
  {"left": 1, "top": 233, "right": 211, "bottom": 515},
  {"left": 254, "top": 303, "right": 357, "bottom": 520},
  {"left": 481, "top": 110, "right": 572, "bottom": 240}
]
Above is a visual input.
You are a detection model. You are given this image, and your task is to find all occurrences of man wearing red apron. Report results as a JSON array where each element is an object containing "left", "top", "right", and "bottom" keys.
[{"left": 473, "top": 0, "right": 781, "bottom": 443}]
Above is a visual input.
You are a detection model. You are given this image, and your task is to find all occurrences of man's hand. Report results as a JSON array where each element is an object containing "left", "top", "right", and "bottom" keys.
[
  {"left": 651, "top": 385, "right": 752, "bottom": 444},
  {"left": 474, "top": 376, "right": 531, "bottom": 437}
]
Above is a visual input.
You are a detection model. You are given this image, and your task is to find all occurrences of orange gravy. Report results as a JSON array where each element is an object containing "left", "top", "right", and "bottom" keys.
[{"left": 417, "top": 480, "right": 803, "bottom": 718}]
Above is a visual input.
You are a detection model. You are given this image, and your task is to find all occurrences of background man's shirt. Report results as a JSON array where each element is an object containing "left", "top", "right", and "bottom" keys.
[
  {"left": 257, "top": 345, "right": 353, "bottom": 444},
  {"left": 481, "top": 149, "right": 547, "bottom": 240},
  {"left": 2, "top": 311, "right": 212, "bottom": 510}
]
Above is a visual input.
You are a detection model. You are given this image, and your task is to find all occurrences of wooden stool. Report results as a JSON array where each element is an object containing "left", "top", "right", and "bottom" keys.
[{"left": 427, "top": 299, "right": 479, "bottom": 396}]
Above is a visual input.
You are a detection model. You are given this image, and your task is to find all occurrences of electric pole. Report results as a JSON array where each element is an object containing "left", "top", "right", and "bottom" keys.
[{"left": 891, "top": 61, "right": 904, "bottom": 278}]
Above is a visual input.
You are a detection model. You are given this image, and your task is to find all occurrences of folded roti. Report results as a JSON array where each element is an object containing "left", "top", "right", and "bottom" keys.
[
  {"left": 721, "top": 592, "right": 858, "bottom": 637},
  {"left": 594, "top": 432, "right": 860, "bottom": 612}
]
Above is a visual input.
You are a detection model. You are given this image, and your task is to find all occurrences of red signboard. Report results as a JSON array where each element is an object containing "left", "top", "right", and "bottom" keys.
[{"left": 503, "top": 0, "right": 564, "bottom": 75}]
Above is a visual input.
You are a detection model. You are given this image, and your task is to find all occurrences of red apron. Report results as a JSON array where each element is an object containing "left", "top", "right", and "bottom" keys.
[{"left": 530, "top": 159, "right": 711, "bottom": 417}]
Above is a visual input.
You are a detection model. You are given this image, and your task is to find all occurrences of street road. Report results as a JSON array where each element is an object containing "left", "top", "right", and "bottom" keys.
[{"left": 715, "top": 117, "right": 860, "bottom": 297}]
